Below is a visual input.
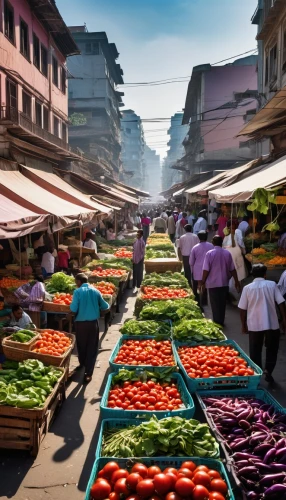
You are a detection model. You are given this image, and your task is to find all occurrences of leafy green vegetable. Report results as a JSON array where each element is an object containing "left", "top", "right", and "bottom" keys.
[
  {"left": 142, "top": 272, "right": 189, "bottom": 289},
  {"left": 101, "top": 415, "right": 219, "bottom": 458},
  {"left": 45, "top": 272, "right": 76, "bottom": 294},
  {"left": 139, "top": 299, "right": 202, "bottom": 321},
  {"left": 120, "top": 319, "right": 171, "bottom": 336},
  {"left": 10, "top": 329, "right": 36, "bottom": 343},
  {"left": 111, "top": 368, "right": 178, "bottom": 386},
  {"left": 173, "top": 319, "right": 225, "bottom": 342},
  {"left": 147, "top": 243, "right": 174, "bottom": 251},
  {"left": 85, "top": 258, "right": 132, "bottom": 271},
  {"left": 145, "top": 249, "right": 176, "bottom": 259},
  {"left": 247, "top": 187, "right": 277, "bottom": 215}
]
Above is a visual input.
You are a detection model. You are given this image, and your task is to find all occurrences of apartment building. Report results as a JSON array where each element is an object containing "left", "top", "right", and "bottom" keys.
[
  {"left": 120, "top": 109, "right": 145, "bottom": 189},
  {"left": 162, "top": 113, "right": 188, "bottom": 191}
]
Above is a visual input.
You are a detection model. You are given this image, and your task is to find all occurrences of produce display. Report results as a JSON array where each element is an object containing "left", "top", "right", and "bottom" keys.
[
  {"left": 177, "top": 345, "right": 256, "bottom": 379},
  {"left": 201, "top": 394, "right": 286, "bottom": 499},
  {"left": 145, "top": 249, "right": 176, "bottom": 259},
  {"left": 0, "top": 277, "right": 29, "bottom": 290},
  {"left": 85, "top": 258, "right": 132, "bottom": 271},
  {"left": 0, "top": 359, "right": 63, "bottom": 408},
  {"left": 32, "top": 329, "right": 72, "bottom": 357},
  {"left": 107, "top": 369, "right": 184, "bottom": 411},
  {"left": 120, "top": 319, "right": 171, "bottom": 336},
  {"left": 141, "top": 286, "right": 189, "bottom": 300},
  {"left": 9, "top": 329, "right": 37, "bottom": 343},
  {"left": 91, "top": 281, "right": 117, "bottom": 296},
  {"left": 139, "top": 299, "right": 202, "bottom": 322},
  {"left": 146, "top": 242, "right": 175, "bottom": 251},
  {"left": 45, "top": 272, "right": 76, "bottom": 294},
  {"left": 90, "top": 268, "right": 127, "bottom": 278},
  {"left": 113, "top": 339, "right": 175, "bottom": 367},
  {"left": 52, "top": 292, "right": 73, "bottom": 305},
  {"left": 142, "top": 272, "right": 189, "bottom": 289},
  {"left": 173, "top": 319, "right": 225, "bottom": 343},
  {"left": 89, "top": 460, "right": 230, "bottom": 500},
  {"left": 113, "top": 248, "right": 133, "bottom": 259},
  {"left": 148, "top": 233, "right": 170, "bottom": 241},
  {"left": 101, "top": 416, "right": 219, "bottom": 458}
]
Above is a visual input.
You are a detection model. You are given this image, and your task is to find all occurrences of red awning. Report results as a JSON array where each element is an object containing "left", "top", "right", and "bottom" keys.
[{"left": 0, "top": 193, "right": 49, "bottom": 238}]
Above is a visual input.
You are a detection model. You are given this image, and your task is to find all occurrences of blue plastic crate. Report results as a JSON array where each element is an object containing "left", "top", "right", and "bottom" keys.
[
  {"left": 109, "top": 335, "right": 177, "bottom": 372},
  {"left": 100, "top": 371, "right": 195, "bottom": 419},
  {"left": 96, "top": 418, "right": 220, "bottom": 459},
  {"left": 174, "top": 339, "right": 262, "bottom": 392},
  {"left": 85, "top": 457, "right": 235, "bottom": 500}
]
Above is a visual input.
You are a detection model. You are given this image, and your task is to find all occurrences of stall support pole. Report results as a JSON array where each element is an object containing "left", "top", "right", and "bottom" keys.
[
  {"left": 79, "top": 226, "right": 83, "bottom": 267},
  {"left": 18, "top": 238, "right": 22, "bottom": 280},
  {"left": 114, "top": 211, "right": 118, "bottom": 236}
]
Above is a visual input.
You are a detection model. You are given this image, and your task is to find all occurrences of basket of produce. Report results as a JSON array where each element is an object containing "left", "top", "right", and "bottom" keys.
[
  {"left": 197, "top": 389, "right": 286, "bottom": 500},
  {"left": 88, "top": 268, "right": 128, "bottom": 286},
  {"left": 139, "top": 299, "right": 202, "bottom": 322},
  {"left": 96, "top": 415, "right": 220, "bottom": 458},
  {"left": 100, "top": 369, "right": 194, "bottom": 419},
  {"left": 174, "top": 340, "right": 262, "bottom": 392},
  {"left": 120, "top": 319, "right": 172, "bottom": 337},
  {"left": 84, "top": 258, "right": 132, "bottom": 271},
  {"left": 3, "top": 329, "right": 40, "bottom": 350},
  {"left": 141, "top": 272, "right": 190, "bottom": 289},
  {"left": 145, "top": 249, "right": 177, "bottom": 260},
  {"left": 141, "top": 287, "right": 191, "bottom": 300},
  {"left": 90, "top": 281, "right": 117, "bottom": 296},
  {"left": 146, "top": 242, "right": 175, "bottom": 251},
  {"left": 113, "top": 248, "right": 133, "bottom": 259},
  {"left": 148, "top": 233, "right": 170, "bottom": 241},
  {"left": 3, "top": 329, "right": 75, "bottom": 367},
  {"left": 173, "top": 318, "right": 226, "bottom": 344},
  {"left": 109, "top": 336, "right": 177, "bottom": 372},
  {"left": 45, "top": 272, "right": 76, "bottom": 295},
  {"left": 0, "top": 277, "right": 29, "bottom": 294},
  {"left": 145, "top": 259, "right": 182, "bottom": 274},
  {"left": 86, "top": 457, "right": 234, "bottom": 500},
  {"left": 42, "top": 291, "right": 73, "bottom": 312}
]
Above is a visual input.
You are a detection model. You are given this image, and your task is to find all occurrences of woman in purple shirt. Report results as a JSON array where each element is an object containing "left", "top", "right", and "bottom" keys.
[
  {"left": 189, "top": 230, "right": 213, "bottom": 307},
  {"left": 132, "top": 229, "right": 146, "bottom": 292}
]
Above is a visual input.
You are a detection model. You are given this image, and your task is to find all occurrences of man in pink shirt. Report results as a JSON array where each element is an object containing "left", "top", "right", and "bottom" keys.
[
  {"left": 132, "top": 229, "right": 146, "bottom": 292},
  {"left": 190, "top": 230, "right": 213, "bottom": 306},
  {"left": 177, "top": 224, "right": 199, "bottom": 286},
  {"left": 201, "top": 235, "right": 240, "bottom": 326}
]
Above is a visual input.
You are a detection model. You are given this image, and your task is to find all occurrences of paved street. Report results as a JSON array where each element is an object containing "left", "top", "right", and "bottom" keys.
[{"left": 1, "top": 291, "right": 286, "bottom": 500}]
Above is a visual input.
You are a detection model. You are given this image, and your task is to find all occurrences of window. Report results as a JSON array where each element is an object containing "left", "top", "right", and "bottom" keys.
[
  {"left": 62, "top": 123, "right": 67, "bottom": 143},
  {"left": 35, "top": 101, "right": 42, "bottom": 127},
  {"left": 6, "top": 79, "right": 17, "bottom": 110},
  {"left": 20, "top": 18, "right": 30, "bottom": 60},
  {"left": 265, "top": 54, "right": 269, "bottom": 85},
  {"left": 52, "top": 57, "right": 58, "bottom": 87},
  {"left": 283, "top": 31, "right": 286, "bottom": 73},
  {"left": 126, "top": 128, "right": 131, "bottom": 134},
  {"left": 85, "top": 43, "right": 92, "bottom": 54},
  {"left": 85, "top": 42, "right": 100, "bottom": 54},
  {"left": 269, "top": 44, "right": 277, "bottom": 81},
  {"left": 53, "top": 115, "right": 59, "bottom": 137},
  {"left": 61, "top": 67, "right": 66, "bottom": 94},
  {"left": 22, "top": 91, "right": 31, "bottom": 118},
  {"left": 4, "top": 0, "right": 14, "bottom": 43},
  {"left": 33, "top": 33, "right": 40, "bottom": 69},
  {"left": 41, "top": 45, "right": 48, "bottom": 77},
  {"left": 43, "top": 107, "right": 49, "bottom": 131}
]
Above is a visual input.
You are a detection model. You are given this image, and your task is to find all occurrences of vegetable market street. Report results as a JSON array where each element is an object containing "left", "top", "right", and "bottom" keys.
[{"left": 1, "top": 291, "right": 286, "bottom": 500}]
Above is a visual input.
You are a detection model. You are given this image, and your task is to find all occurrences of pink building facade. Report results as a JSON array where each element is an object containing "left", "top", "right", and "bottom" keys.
[{"left": 0, "top": 0, "right": 79, "bottom": 161}]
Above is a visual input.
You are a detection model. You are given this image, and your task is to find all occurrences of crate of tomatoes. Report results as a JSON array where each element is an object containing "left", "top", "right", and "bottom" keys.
[
  {"left": 86, "top": 457, "right": 234, "bottom": 500},
  {"left": 100, "top": 369, "right": 194, "bottom": 420},
  {"left": 141, "top": 286, "right": 191, "bottom": 300},
  {"left": 174, "top": 340, "right": 262, "bottom": 392},
  {"left": 109, "top": 336, "right": 177, "bottom": 372},
  {"left": 89, "top": 268, "right": 128, "bottom": 286}
]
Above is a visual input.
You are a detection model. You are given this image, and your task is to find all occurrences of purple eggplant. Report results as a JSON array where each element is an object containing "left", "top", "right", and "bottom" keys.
[
  {"left": 230, "top": 437, "right": 250, "bottom": 451},
  {"left": 240, "top": 419, "right": 251, "bottom": 430},
  {"left": 264, "top": 448, "right": 277, "bottom": 464},
  {"left": 233, "top": 452, "right": 260, "bottom": 461},
  {"left": 254, "top": 443, "right": 273, "bottom": 455},
  {"left": 264, "top": 483, "right": 286, "bottom": 497},
  {"left": 260, "top": 472, "right": 286, "bottom": 486},
  {"left": 268, "top": 463, "right": 286, "bottom": 472}
]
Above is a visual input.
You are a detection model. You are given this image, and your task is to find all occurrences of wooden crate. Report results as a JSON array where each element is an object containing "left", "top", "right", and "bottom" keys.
[
  {"left": 144, "top": 258, "right": 182, "bottom": 274},
  {"left": 0, "top": 368, "right": 65, "bottom": 456},
  {"left": 42, "top": 301, "right": 71, "bottom": 313}
]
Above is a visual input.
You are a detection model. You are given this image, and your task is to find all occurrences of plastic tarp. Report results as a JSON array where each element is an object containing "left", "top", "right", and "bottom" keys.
[
  {"left": 0, "top": 193, "right": 49, "bottom": 238},
  {"left": 20, "top": 165, "right": 111, "bottom": 215},
  {"left": 209, "top": 155, "right": 286, "bottom": 203}
]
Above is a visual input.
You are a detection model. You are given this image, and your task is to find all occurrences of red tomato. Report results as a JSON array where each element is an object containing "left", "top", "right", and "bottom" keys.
[
  {"left": 126, "top": 496, "right": 141, "bottom": 500},
  {"left": 193, "top": 471, "right": 211, "bottom": 489},
  {"left": 192, "top": 485, "right": 210, "bottom": 500},
  {"left": 165, "top": 472, "right": 177, "bottom": 489},
  {"left": 210, "top": 479, "right": 228, "bottom": 495},
  {"left": 193, "top": 466, "right": 210, "bottom": 474},
  {"left": 136, "top": 479, "right": 155, "bottom": 498},
  {"left": 131, "top": 463, "right": 148, "bottom": 478},
  {"left": 90, "top": 480, "right": 111, "bottom": 500},
  {"left": 164, "top": 468, "right": 178, "bottom": 476},
  {"left": 102, "top": 462, "right": 120, "bottom": 479},
  {"left": 207, "top": 470, "right": 222, "bottom": 481},
  {"left": 126, "top": 473, "right": 143, "bottom": 491},
  {"left": 114, "top": 478, "right": 129, "bottom": 495},
  {"left": 109, "top": 493, "right": 120, "bottom": 500},
  {"left": 177, "top": 468, "right": 193, "bottom": 480},
  {"left": 209, "top": 493, "right": 226, "bottom": 500},
  {"left": 175, "top": 478, "right": 195, "bottom": 497},
  {"left": 165, "top": 493, "right": 183, "bottom": 500},
  {"left": 111, "top": 469, "right": 129, "bottom": 483},
  {"left": 147, "top": 466, "right": 162, "bottom": 478},
  {"left": 181, "top": 461, "right": 197, "bottom": 472},
  {"left": 153, "top": 473, "right": 173, "bottom": 495}
]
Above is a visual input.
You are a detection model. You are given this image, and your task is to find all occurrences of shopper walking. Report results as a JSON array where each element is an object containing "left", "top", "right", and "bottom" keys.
[
  {"left": 201, "top": 235, "right": 240, "bottom": 326},
  {"left": 153, "top": 212, "right": 167, "bottom": 233},
  {"left": 70, "top": 273, "right": 109, "bottom": 383},
  {"left": 177, "top": 225, "right": 199, "bottom": 286},
  {"left": 141, "top": 213, "right": 151, "bottom": 242},
  {"left": 238, "top": 264, "right": 286, "bottom": 384},
  {"left": 167, "top": 211, "right": 176, "bottom": 243},
  {"left": 175, "top": 212, "right": 188, "bottom": 239},
  {"left": 132, "top": 229, "right": 145, "bottom": 292},
  {"left": 190, "top": 230, "right": 213, "bottom": 305},
  {"left": 193, "top": 210, "right": 208, "bottom": 235}
]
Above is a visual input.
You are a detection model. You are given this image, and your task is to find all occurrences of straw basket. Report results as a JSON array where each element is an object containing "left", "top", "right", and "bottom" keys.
[{"left": 3, "top": 332, "right": 40, "bottom": 351}]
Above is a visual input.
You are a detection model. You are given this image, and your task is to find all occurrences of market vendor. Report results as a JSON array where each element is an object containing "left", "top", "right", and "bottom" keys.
[
  {"left": 70, "top": 273, "right": 109, "bottom": 384},
  {"left": 106, "top": 227, "right": 116, "bottom": 241},
  {"left": 41, "top": 245, "right": 57, "bottom": 279},
  {"left": 82, "top": 232, "right": 98, "bottom": 252},
  {"left": 14, "top": 276, "right": 46, "bottom": 327},
  {"left": 6, "top": 305, "right": 35, "bottom": 331}
]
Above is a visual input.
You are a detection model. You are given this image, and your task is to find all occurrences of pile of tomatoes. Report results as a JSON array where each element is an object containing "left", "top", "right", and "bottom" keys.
[
  {"left": 52, "top": 292, "right": 73, "bottom": 305},
  {"left": 113, "top": 339, "right": 175, "bottom": 367},
  {"left": 114, "top": 249, "right": 133, "bottom": 259},
  {"left": 0, "top": 277, "right": 28, "bottom": 289},
  {"left": 90, "top": 460, "right": 228, "bottom": 500},
  {"left": 141, "top": 287, "right": 189, "bottom": 300},
  {"left": 91, "top": 268, "right": 127, "bottom": 278},
  {"left": 178, "top": 345, "right": 255, "bottom": 379},
  {"left": 33, "top": 329, "right": 71, "bottom": 357},
  {"left": 107, "top": 379, "right": 183, "bottom": 411},
  {"left": 92, "top": 281, "right": 117, "bottom": 296}
]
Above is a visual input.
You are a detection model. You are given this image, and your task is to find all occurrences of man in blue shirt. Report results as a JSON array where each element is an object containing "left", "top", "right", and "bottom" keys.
[{"left": 70, "top": 273, "right": 109, "bottom": 383}]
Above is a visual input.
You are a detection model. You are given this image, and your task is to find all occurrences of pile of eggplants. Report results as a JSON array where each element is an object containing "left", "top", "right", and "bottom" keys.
[{"left": 202, "top": 396, "right": 286, "bottom": 499}]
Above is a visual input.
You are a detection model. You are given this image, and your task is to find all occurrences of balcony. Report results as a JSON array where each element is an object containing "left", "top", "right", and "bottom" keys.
[
  {"left": 256, "top": 0, "right": 285, "bottom": 40},
  {"left": 0, "top": 106, "right": 81, "bottom": 160}
]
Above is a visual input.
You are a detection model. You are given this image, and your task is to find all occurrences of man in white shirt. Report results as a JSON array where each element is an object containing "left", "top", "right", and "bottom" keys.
[
  {"left": 83, "top": 232, "right": 98, "bottom": 252},
  {"left": 238, "top": 263, "right": 286, "bottom": 384},
  {"left": 193, "top": 210, "right": 208, "bottom": 235},
  {"left": 41, "top": 246, "right": 57, "bottom": 278},
  {"left": 177, "top": 225, "right": 199, "bottom": 286}
]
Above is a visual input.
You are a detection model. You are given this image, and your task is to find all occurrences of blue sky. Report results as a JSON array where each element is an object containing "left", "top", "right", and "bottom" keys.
[{"left": 57, "top": 0, "right": 258, "bottom": 157}]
